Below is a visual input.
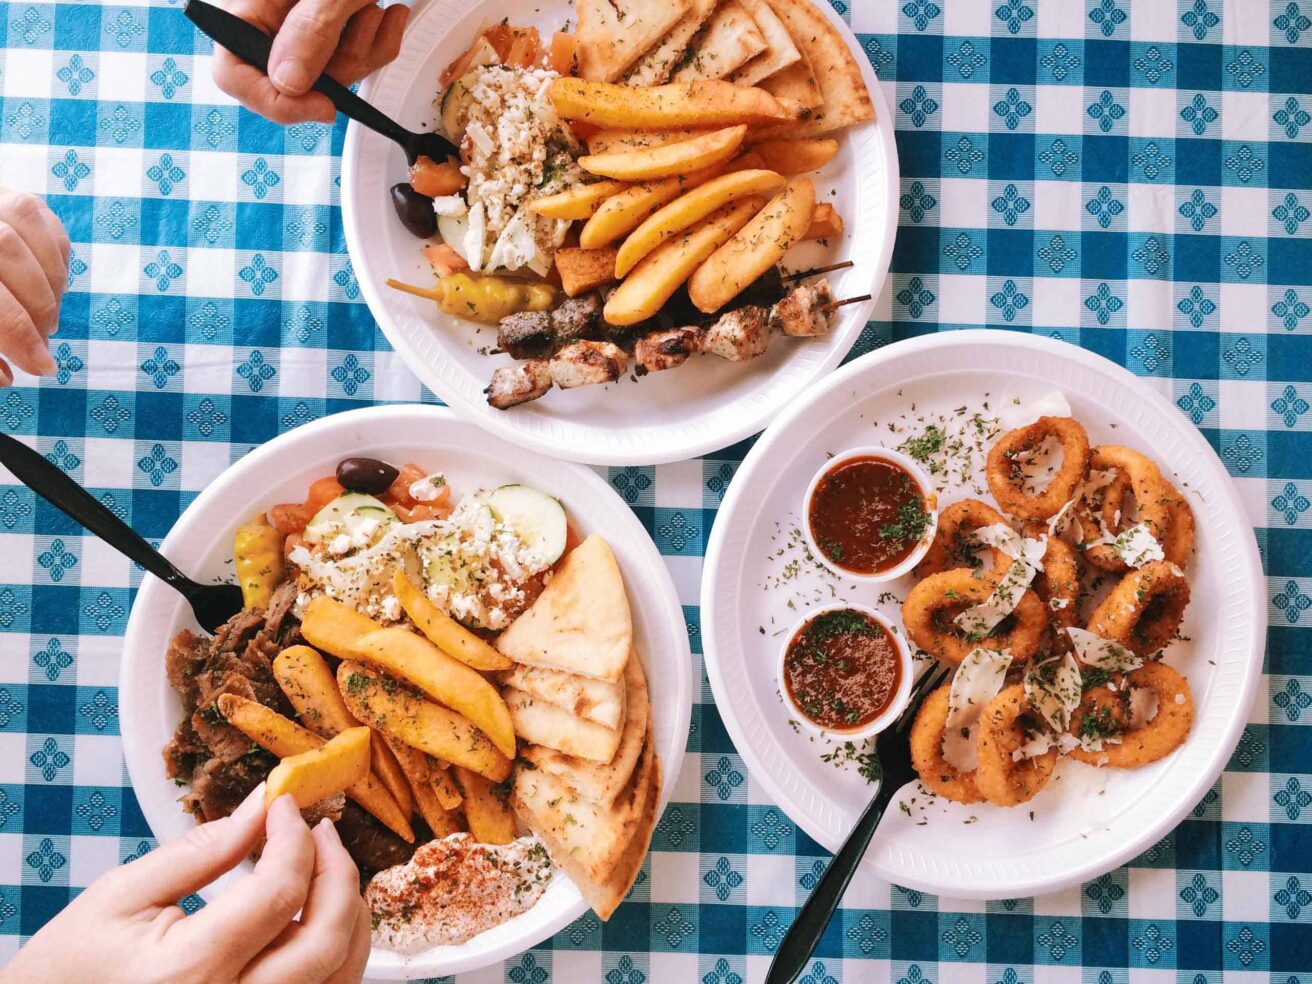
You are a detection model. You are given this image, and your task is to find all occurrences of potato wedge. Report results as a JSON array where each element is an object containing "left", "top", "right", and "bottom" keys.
[
  {"left": 750, "top": 138, "right": 838, "bottom": 176},
  {"left": 384, "top": 736, "right": 463, "bottom": 837},
  {"left": 802, "top": 202, "right": 843, "bottom": 241},
  {"left": 688, "top": 176, "right": 815, "bottom": 312},
  {"left": 352, "top": 627, "right": 516, "bottom": 759},
  {"left": 300, "top": 595, "right": 383, "bottom": 659},
  {"left": 392, "top": 570, "right": 512, "bottom": 672},
  {"left": 549, "top": 78, "right": 789, "bottom": 128},
  {"left": 272, "top": 645, "right": 413, "bottom": 818},
  {"left": 580, "top": 125, "right": 746, "bottom": 181},
  {"left": 587, "top": 128, "right": 708, "bottom": 155},
  {"left": 555, "top": 246, "right": 619, "bottom": 296},
  {"left": 217, "top": 693, "right": 414, "bottom": 841},
  {"left": 337, "top": 662, "right": 512, "bottom": 782},
  {"left": 265, "top": 726, "right": 370, "bottom": 809},
  {"left": 615, "top": 169, "right": 786, "bottom": 277},
  {"left": 603, "top": 196, "right": 764, "bottom": 325},
  {"left": 431, "top": 767, "right": 464, "bottom": 810},
  {"left": 454, "top": 766, "right": 516, "bottom": 845},
  {"left": 529, "top": 180, "right": 628, "bottom": 220}
]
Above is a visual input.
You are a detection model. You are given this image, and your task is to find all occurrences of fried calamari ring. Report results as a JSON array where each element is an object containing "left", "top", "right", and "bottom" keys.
[
  {"left": 1159, "top": 479, "right": 1195, "bottom": 567},
  {"left": 1067, "top": 662, "right": 1193, "bottom": 767},
  {"left": 974, "top": 684, "right": 1057, "bottom": 806},
  {"left": 901, "top": 568, "right": 1047, "bottom": 664},
  {"left": 1087, "top": 560, "right": 1191, "bottom": 656},
  {"left": 986, "top": 416, "right": 1091, "bottom": 521},
  {"left": 1075, "top": 445, "right": 1172, "bottom": 569},
  {"left": 1073, "top": 468, "right": 1133, "bottom": 572},
  {"left": 909, "top": 684, "right": 984, "bottom": 804},
  {"left": 1031, "top": 532, "right": 1081, "bottom": 637},
  {"left": 916, "top": 499, "right": 1012, "bottom": 577}
]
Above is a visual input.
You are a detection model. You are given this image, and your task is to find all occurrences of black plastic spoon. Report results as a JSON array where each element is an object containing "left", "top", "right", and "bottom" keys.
[
  {"left": 183, "top": 0, "right": 458, "bottom": 164},
  {"left": 0, "top": 432, "right": 244, "bottom": 632}
]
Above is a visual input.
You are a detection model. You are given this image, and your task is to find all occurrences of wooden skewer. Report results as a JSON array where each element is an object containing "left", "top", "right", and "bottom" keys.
[
  {"left": 823, "top": 294, "right": 871, "bottom": 312},
  {"left": 783, "top": 259, "right": 854, "bottom": 282}
]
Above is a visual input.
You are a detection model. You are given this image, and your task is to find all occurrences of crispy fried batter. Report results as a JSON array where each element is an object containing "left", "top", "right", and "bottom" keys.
[
  {"left": 1068, "top": 662, "right": 1193, "bottom": 767},
  {"left": 909, "top": 684, "right": 984, "bottom": 804},
  {"left": 916, "top": 499, "right": 1012, "bottom": 578},
  {"left": 901, "top": 568, "right": 1047, "bottom": 664},
  {"left": 986, "top": 416, "right": 1091, "bottom": 521},
  {"left": 974, "top": 684, "right": 1057, "bottom": 806},
  {"left": 1087, "top": 560, "right": 1191, "bottom": 657}
]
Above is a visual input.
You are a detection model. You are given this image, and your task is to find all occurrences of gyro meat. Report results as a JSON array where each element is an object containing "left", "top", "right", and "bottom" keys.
[
  {"left": 487, "top": 360, "right": 552, "bottom": 409},
  {"left": 634, "top": 326, "right": 705, "bottom": 375},
  {"left": 702, "top": 305, "right": 772, "bottom": 362},
  {"left": 549, "top": 340, "right": 628, "bottom": 389},
  {"left": 550, "top": 294, "right": 603, "bottom": 345},
  {"left": 770, "top": 277, "right": 834, "bottom": 337}
]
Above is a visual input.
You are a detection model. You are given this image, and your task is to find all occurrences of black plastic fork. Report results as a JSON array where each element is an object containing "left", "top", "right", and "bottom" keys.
[
  {"left": 766, "top": 663, "right": 953, "bottom": 984},
  {"left": 183, "top": 0, "right": 458, "bottom": 165}
]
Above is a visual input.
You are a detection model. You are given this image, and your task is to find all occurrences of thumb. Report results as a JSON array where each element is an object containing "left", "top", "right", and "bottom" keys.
[
  {"left": 268, "top": 0, "right": 374, "bottom": 95},
  {"left": 102, "top": 784, "right": 268, "bottom": 909}
]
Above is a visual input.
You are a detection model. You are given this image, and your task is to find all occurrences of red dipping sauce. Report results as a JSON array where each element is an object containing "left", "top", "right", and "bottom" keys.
[
  {"left": 783, "top": 608, "right": 902, "bottom": 732},
  {"left": 807, "top": 454, "right": 931, "bottom": 575}
]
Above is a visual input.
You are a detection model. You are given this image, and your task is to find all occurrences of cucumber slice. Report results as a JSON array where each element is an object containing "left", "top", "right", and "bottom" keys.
[
  {"left": 304, "top": 492, "right": 397, "bottom": 546},
  {"left": 485, "top": 484, "right": 567, "bottom": 563}
]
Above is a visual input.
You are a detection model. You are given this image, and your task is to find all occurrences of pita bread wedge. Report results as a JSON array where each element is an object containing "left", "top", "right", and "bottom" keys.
[
  {"left": 671, "top": 1, "right": 768, "bottom": 82},
  {"left": 505, "top": 687, "right": 624, "bottom": 763},
  {"left": 496, "top": 535, "right": 632, "bottom": 683},
  {"left": 520, "top": 653, "right": 649, "bottom": 805},
  {"left": 513, "top": 733, "right": 655, "bottom": 887},
  {"left": 622, "top": 0, "right": 717, "bottom": 86},
  {"left": 577, "top": 0, "right": 692, "bottom": 82},
  {"left": 756, "top": 46, "right": 823, "bottom": 116},
  {"left": 584, "top": 752, "right": 660, "bottom": 920},
  {"left": 753, "top": 0, "right": 874, "bottom": 138},
  {"left": 500, "top": 661, "right": 626, "bottom": 730},
  {"left": 728, "top": 0, "right": 801, "bottom": 87}
]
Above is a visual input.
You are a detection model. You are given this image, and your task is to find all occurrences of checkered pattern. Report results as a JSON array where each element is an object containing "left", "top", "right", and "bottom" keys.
[{"left": 0, "top": 0, "right": 1310, "bottom": 979}]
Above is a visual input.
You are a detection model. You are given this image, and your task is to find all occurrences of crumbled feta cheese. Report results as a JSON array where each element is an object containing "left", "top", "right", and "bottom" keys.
[
  {"left": 329, "top": 533, "right": 353, "bottom": 556},
  {"left": 409, "top": 472, "right": 447, "bottom": 502},
  {"left": 431, "top": 195, "right": 469, "bottom": 217}
]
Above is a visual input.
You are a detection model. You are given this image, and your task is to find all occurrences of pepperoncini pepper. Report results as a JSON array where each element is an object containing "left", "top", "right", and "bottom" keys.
[{"left": 386, "top": 272, "right": 556, "bottom": 324}]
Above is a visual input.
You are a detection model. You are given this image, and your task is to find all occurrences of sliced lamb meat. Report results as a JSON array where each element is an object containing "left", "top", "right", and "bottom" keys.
[
  {"left": 165, "top": 630, "right": 209, "bottom": 707},
  {"left": 336, "top": 802, "right": 418, "bottom": 876},
  {"left": 184, "top": 750, "right": 275, "bottom": 822},
  {"left": 191, "top": 676, "right": 261, "bottom": 763},
  {"left": 163, "top": 716, "right": 208, "bottom": 782}
]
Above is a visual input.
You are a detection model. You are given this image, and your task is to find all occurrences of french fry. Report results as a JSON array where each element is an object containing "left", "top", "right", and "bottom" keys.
[
  {"left": 688, "top": 176, "right": 815, "bottom": 313},
  {"left": 217, "top": 693, "right": 414, "bottom": 841},
  {"left": 272, "top": 645, "right": 414, "bottom": 819},
  {"left": 454, "top": 766, "right": 516, "bottom": 845},
  {"left": 391, "top": 570, "right": 512, "bottom": 672},
  {"left": 234, "top": 517, "right": 284, "bottom": 609},
  {"left": 615, "top": 169, "right": 785, "bottom": 277},
  {"left": 579, "top": 158, "right": 729, "bottom": 249},
  {"left": 603, "top": 196, "right": 765, "bottom": 326},
  {"left": 352, "top": 627, "right": 517, "bottom": 759},
  {"left": 265, "top": 726, "right": 370, "bottom": 810},
  {"left": 750, "top": 138, "right": 838, "bottom": 176},
  {"left": 384, "top": 737, "right": 463, "bottom": 837},
  {"left": 300, "top": 595, "right": 383, "bottom": 659},
  {"left": 555, "top": 247, "right": 619, "bottom": 296},
  {"left": 431, "top": 767, "right": 464, "bottom": 811},
  {"left": 587, "top": 127, "right": 709, "bottom": 155},
  {"left": 802, "top": 202, "right": 843, "bottom": 241},
  {"left": 530, "top": 180, "right": 628, "bottom": 220},
  {"left": 337, "top": 662, "right": 512, "bottom": 782},
  {"left": 579, "top": 125, "right": 746, "bottom": 181},
  {"left": 549, "top": 78, "right": 789, "bottom": 128}
]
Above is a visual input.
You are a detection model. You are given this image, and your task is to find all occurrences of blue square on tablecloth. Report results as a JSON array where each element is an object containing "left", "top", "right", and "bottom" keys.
[
  {"left": 896, "top": 129, "right": 942, "bottom": 178},
  {"left": 1269, "top": 923, "right": 1312, "bottom": 971},
  {"left": 1271, "top": 237, "right": 1312, "bottom": 286},
  {"left": 1081, "top": 915, "right": 1127, "bottom": 966},
  {"left": 1082, "top": 136, "right": 1127, "bottom": 183},
  {"left": 899, "top": 33, "right": 943, "bottom": 82},
  {"left": 144, "top": 102, "right": 191, "bottom": 151},
  {"left": 1176, "top": 138, "right": 1222, "bottom": 185},
  {"left": 22, "top": 786, "right": 71, "bottom": 831},
  {"left": 989, "top": 132, "right": 1036, "bottom": 180},
  {"left": 1271, "top": 46, "right": 1312, "bottom": 94},
  {"left": 47, "top": 99, "right": 97, "bottom": 146},
  {"left": 52, "top": 2, "right": 98, "bottom": 49},
  {"left": 989, "top": 36, "right": 1036, "bottom": 84},
  {"left": 19, "top": 886, "right": 70, "bottom": 937},
  {"left": 147, "top": 5, "right": 193, "bottom": 54},
  {"left": 1175, "top": 919, "right": 1222, "bottom": 969},
  {"left": 1177, "top": 42, "right": 1222, "bottom": 89},
  {"left": 1084, "top": 39, "right": 1130, "bottom": 86}
]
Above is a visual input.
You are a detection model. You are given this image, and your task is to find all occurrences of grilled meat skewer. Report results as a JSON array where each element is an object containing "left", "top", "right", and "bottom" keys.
[{"left": 486, "top": 340, "right": 629, "bottom": 409}]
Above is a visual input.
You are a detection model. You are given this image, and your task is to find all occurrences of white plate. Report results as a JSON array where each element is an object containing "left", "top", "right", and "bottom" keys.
[
  {"left": 341, "top": 0, "right": 899, "bottom": 465},
  {"left": 120, "top": 405, "right": 693, "bottom": 979},
  {"left": 701, "top": 331, "right": 1264, "bottom": 900}
]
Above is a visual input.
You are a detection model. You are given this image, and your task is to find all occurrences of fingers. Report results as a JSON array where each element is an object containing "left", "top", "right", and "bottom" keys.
[
  {"left": 268, "top": 0, "right": 376, "bottom": 96},
  {"left": 239, "top": 819, "right": 365, "bottom": 984},
  {"left": 367, "top": 2, "right": 408, "bottom": 74},
  {"left": 96, "top": 784, "right": 267, "bottom": 910},
  {"left": 0, "top": 285, "right": 56, "bottom": 377},
  {"left": 0, "top": 191, "right": 70, "bottom": 300},
  {"left": 325, "top": 4, "right": 383, "bottom": 83},
  {"left": 180, "top": 795, "right": 317, "bottom": 966},
  {"left": 213, "top": 50, "right": 337, "bottom": 124},
  {"left": 0, "top": 219, "right": 59, "bottom": 340},
  {"left": 0, "top": 357, "right": 12, "bottom": 388},
  {"left": 323, "top": 899, "right": 372, "bottom": 984}
]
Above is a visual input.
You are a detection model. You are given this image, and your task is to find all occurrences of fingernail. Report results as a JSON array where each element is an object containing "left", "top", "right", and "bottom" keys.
[
  {"left": 316, "top": 817, "right": 343, "bottom": 844},
  {"left": 270, "top": 58, "right": 312, "bottom": 93},
  {"left": 233, "top": 783, "right": 266, "bottom": 820},
  {"left": 35, "top": 350, "right": 56, "bottom": 376}
]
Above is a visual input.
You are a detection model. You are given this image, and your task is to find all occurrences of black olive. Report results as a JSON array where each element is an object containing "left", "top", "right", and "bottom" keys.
[
  {"left": 336, "top": 457, "right": 399, "bottom": 494},
  {"left": 390, "top": 183, "right": 437, "bottom": 239}
]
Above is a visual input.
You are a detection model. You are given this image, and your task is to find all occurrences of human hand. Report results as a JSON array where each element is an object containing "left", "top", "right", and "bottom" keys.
[
  {"left": 2, "top": 789, "right": 370, "bottom": 984},
  {"left": 0, "top": 188, "right": 68, "bottom": 387},
  {"left": 212, "top": 0, "right": 409, "bottom": 124}
]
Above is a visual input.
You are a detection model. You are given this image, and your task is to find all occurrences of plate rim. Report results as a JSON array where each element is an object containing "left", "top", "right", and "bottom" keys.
[
  {"left": 700, "top": 329, "right": 1266, "bottom": 900},
  {"left": 119, "top": 404, "right": 694, "bottom": 977},
  {"left": 340, "top": 0, "right": 900, "bottom": 466}
]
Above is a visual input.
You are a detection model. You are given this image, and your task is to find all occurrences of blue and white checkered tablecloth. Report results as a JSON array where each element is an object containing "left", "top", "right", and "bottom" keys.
[{"left": 1, "top": 0, "right": 1310, "bottom": 979}]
